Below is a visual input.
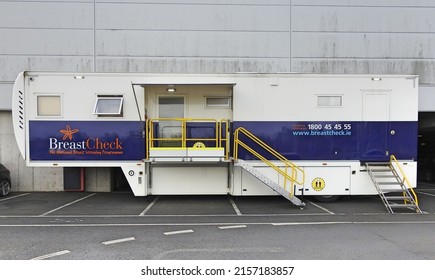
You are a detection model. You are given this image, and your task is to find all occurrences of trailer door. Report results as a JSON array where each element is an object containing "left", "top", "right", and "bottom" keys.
[
  {"left": 158, "top": 96, "right": 185, "bottom": 147},
  {"left": 362, "top": 91, "right": 390, "bottom": 160}
]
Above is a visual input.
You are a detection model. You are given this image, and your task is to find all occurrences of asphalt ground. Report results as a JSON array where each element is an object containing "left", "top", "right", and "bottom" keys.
[
  {"left": 1, "top": 185, "right": 435, "bottom": 261},
  {"left": 2, "top": 187, "right": 435, "bottom": 217}
]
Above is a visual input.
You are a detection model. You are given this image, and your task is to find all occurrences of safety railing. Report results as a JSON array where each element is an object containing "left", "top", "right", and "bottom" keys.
[
  {"left": 390, "top": 155, "right": 419, "bottom": 206},
  {"left": 146, "top": 118, "right": 230, "bottom": 160},
  {"left": 233, "top": 127, "right": 305, "bottom": 193}
]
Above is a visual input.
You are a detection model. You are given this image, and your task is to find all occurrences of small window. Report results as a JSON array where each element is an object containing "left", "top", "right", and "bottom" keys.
[
  {"left": 37, "top": 95, "right": 62, "bottom": 116},
  {"left": 317, "top": 96, "right": 342, "bottom": 107},
  {"left": 205, "top": 97, "right": 231, "bottom": 108},
  {"left": 93, "top": 96, "right": 123, "bottom": 116}
]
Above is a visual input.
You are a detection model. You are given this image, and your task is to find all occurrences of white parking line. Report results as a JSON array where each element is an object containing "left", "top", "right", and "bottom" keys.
[
  {"left": 272, "top": 221, "right": 349, "bottom": 226},
  {"left": 139, "top": 196, "right": 160, "bottom": 216},
  {"left": 416, "top": 191, "right": 435, "bottom": 197},
  {"left": 163, "top": 229, "right": 194, "bottom": 236},
  {"left": 38, "top": 193, "right": 96, "bottom": 217},
  {"left": 3, "top": 220, "right": 435, "bottom": 228},
  {"left": 306, "top": 200, "right": 335, "bottom": 215},
  {"left": 31, "top": 250, "right": 70, "bottom": 260},
  {"left": 218, "top": 225, "right": 247, "bottom": 230},
  {"left": 102, "top": 237, "right": 135, "bottom": 245},
  {"left": 0, "top": 193, "right": 30, "bottom": 202},
  {"left": 229, "top": 197, "right": 242, "bottom": 216}
]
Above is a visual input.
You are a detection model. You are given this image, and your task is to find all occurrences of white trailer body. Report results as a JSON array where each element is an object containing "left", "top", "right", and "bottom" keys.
[{"left": 12, "top": 72, "right": 418, "bottom": 201}]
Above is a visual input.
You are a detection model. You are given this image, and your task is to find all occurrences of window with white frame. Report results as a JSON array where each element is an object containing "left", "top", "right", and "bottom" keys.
[
  {"left": 317, "top": 95, "right": 342, "bottom": 107},
  {"left": 37, "top": 95, "right": 62, "bottom": 116},
  {"left": 93, "top": 96, "right": 124, "bottom": 116},
  {"left": 205, "top": 97, "right": 231, "bottom": 108}
]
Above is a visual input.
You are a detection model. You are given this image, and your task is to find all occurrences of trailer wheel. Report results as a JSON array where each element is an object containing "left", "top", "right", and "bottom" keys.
[{"left": 314, "top": 195, "right": 339, "bottom": 203}]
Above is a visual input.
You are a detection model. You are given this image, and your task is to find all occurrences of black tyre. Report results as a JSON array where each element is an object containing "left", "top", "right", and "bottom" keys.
[{"left": 0, "top": 179, "right": 11, "bottom": 196}]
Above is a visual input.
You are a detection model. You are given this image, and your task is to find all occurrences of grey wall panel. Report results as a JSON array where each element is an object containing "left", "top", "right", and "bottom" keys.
[
  {"left": 97, "top": 30, "right": 290, "bottom": 58},
  {"left": 0, "top": 2, "right": 93, "bottom": 29},
  {"left": 292, "top": 59, "right": 435, "bottom": 84},
  {"left": 97, "top": 3, "right": 289, "bottom": 31},
  {"left": 0, "top": 83, "right": 12, "bottom": 110},
  {"left": 97, "top": 0, "right": 288, "bottom": 4},
  {"left": 293, "top": 33, "right": 435, "bottom": 59},
  {"left": 0, "top": 29, "right": 93, "bottom": 56},
  {"left": 292, "top": 6, "right": 435, "bottom": 33},
  {"left": 292, "top": 0, "right": 435, "bottom": 7},
  {"left": 96, "top": 57, "right": 289, "bottom": 73},
  {"left": 0, "top": 56, "right": 94, "bottom": 81},
  {"left": 419, "top": 85, "right": 435, "bottom": 112}
]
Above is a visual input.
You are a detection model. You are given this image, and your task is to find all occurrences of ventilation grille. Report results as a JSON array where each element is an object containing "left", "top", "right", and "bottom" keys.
[{"left": 18, "top": 90, "right": 24, "bottom": 130}]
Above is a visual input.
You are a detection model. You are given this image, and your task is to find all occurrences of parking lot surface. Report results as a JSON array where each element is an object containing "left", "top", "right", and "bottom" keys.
[{"left": 1, "top": 185, "right": 435, "bottom": 260}]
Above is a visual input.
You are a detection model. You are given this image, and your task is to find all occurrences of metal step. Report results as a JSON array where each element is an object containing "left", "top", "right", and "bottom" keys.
[
  {"left": 237, "top": 159, "right": 305, "bottom": 208},
  {"left": 377, "top": 182, "right": 401, "bottom": 185},
  {"left": 365, "top": 161, "right": 422, "bottom": 214},
  {"left": 385, "top": 196, "right": 410, "bottom": 201},
  {"left": 369, "top": 169, "right": 393, "bottom": 172},
  {"left": 389, "top": 204, "right": 419, "bottom": 209}
]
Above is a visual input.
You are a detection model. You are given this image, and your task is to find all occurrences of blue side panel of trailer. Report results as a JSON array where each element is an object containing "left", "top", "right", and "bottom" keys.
[
  {"left": 233, "top": 121, "right": 417, "bottom": 161},
  {"left": 29, "top": 121, "right": 145, "bottom": 160}
]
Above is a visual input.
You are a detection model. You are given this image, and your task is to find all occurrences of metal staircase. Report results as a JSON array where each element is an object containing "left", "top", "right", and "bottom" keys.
[
  {"left": 233, "top": 127, "right": 305, "bottom": 208},
  {"left": 365, "top": 156, "right": 422, "bottom": 214},
  {"left": 237, "top": 159, "right": 305, "bottom": 207}
]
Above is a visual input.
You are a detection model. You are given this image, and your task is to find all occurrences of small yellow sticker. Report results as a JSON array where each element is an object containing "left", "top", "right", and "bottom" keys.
[{"left": 311, "top": 177, "right": 326, "bottom": 192}]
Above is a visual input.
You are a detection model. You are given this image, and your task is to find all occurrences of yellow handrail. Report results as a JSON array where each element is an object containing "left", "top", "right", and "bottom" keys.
[
  {"left": 146, "top": 118, "right": 229, "bottom": 159},
  {"left": 233, "top": 127, "right": 305, "bottom": 195},
  {"left": 390, "top": 155, "right": 419, "bottom": 206}
]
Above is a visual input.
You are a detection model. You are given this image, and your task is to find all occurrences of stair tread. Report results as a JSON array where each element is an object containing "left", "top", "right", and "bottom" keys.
[
  {"left": 389, "top": 204, "right": 418, "bottom": 208},
  {"left": 385, "top": 196, "right": 412, "bottom": 200},
  {"left": 238, "top": 159, "right": 305, "bottom": 207}
]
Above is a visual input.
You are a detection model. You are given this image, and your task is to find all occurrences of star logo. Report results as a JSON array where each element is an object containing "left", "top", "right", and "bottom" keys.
[{"left": 59, "top": 125, "right": 79, "bottom": 140}]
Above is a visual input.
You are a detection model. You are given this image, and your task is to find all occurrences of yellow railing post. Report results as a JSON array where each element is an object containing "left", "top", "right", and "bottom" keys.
[
  {"left": 145, "top": 118, "right": 231, "bottom": 159},
  {"left": 233, "top": 127, "right": 305, "bottom": 197},
  {"left": 390, "top": 155, "right": 419, "bottom": 206}
]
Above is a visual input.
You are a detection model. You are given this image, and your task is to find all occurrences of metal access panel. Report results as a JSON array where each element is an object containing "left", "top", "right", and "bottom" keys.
[
  {"left": 150, "top": 165, "right": 228, "bottom": 195},
  {"left": 300, "top": 166, "right": 351, "bottom": 196}
]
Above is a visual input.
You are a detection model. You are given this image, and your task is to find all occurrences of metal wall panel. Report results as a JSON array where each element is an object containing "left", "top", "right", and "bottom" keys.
[
  {"left": 0, "top": 29, "right": 93, "bottom": 55},
  {"left": 0, "top": 83, "right": 12, "bottom": 110},
  {"left": 0, "top": 0, "right": 95, "bottom": 109},
  {"left": 0, "top": 2, "right": 93, "bottom": 29},
  {"left": 96, "top": 57, "right": 289, "bottom": 73},
  {"left": 97, "top": 3, "right": 289, "bottom": 31},
  {"left": 291, "top": 1, "right": 435, "bottom": 83},
  {"left": 292, "top": 6, "right": 435, "bottom": 32},
  {"left": 293, "top": 33, "right": 435, "bottom": 58},
  {"left": 97, "top": 0, "right": 289, "bottom": 4},
  {"left": 292, "top": 0, "right": 435, "bottom": 7},
  {"left": 0, "top": 56, "right": 94, "bottom": 81},
  {"left": 97, "top": 30, "right": 289, "bottom": 58}
]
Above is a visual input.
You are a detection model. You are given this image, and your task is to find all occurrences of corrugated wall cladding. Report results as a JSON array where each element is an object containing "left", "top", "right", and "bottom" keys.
[
  {"left": 1, "top": 0, "right": 435, "bottom": 109},
  {"left": 291, "top": 2, "right": 435, "bottom": 83}
]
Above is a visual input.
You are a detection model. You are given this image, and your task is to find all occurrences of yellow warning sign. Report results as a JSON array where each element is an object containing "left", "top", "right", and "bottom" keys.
[{"left": 311, "top": 177, "right": 326, "bottom": 192}]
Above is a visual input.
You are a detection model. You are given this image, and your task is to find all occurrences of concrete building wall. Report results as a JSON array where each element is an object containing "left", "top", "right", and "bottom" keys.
[{"left": 1, "top": 0, "right": 435, "bottom": 192}]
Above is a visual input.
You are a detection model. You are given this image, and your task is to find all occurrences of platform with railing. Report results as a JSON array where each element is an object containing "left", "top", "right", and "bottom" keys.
[{"left": 146, "top": 118, "right": 230, "bottom": 162}]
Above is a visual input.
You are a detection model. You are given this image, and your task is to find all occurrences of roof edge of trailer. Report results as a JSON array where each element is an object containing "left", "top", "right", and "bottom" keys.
[{"left": 21, "top": 71, "right": 419, "bottom": 81}]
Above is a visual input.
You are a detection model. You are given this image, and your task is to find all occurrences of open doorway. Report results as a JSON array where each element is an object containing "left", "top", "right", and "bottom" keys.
[
  {"left": 418, "top": 112, "right": 435, "bottom": 183},
  {"left": 111, "top": 167, "right": 131, "bottom": 192}
]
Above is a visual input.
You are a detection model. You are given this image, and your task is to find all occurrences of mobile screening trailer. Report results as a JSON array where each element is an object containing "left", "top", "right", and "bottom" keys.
[{"left": 12, "top": 72, "right": 421, "bottom": 212}]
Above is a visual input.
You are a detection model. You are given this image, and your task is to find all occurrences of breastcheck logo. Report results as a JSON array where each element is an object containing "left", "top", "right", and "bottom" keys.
[
  {"left": 59, "top": 125, "right": 79, "bottom": 140},
  {"left": 48, "top": 124, "right": 123, "bottom": 154}
]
